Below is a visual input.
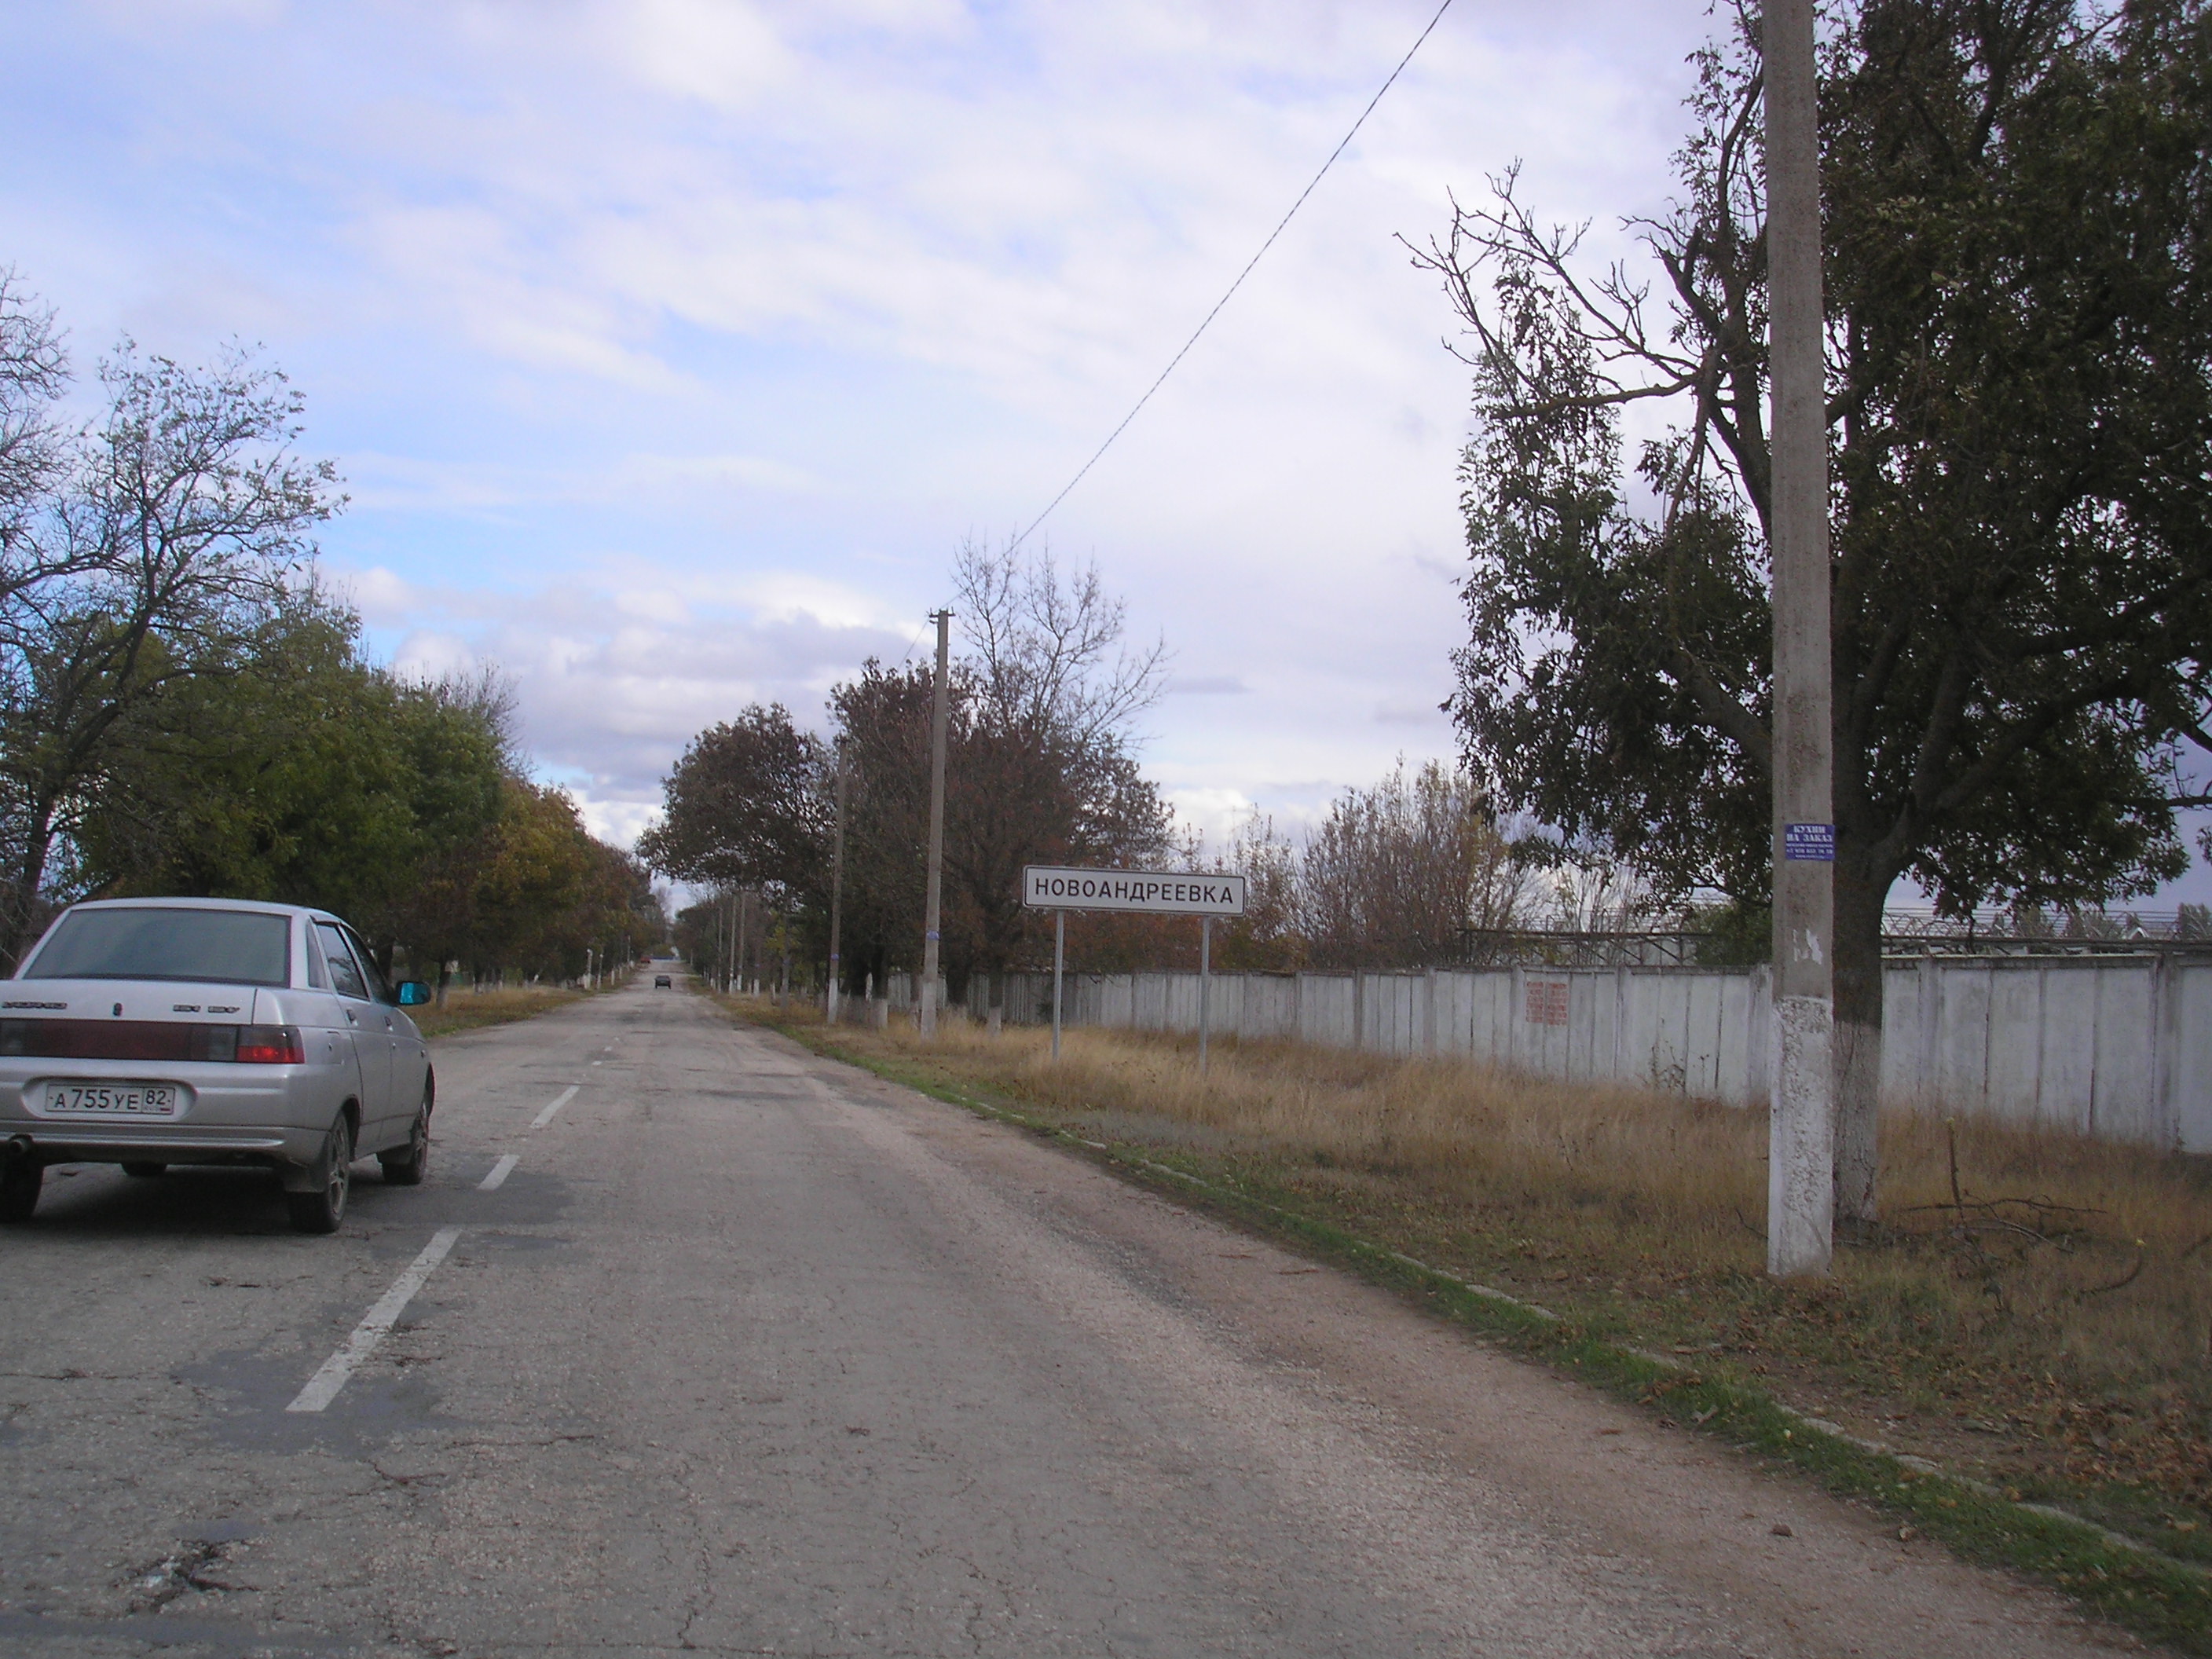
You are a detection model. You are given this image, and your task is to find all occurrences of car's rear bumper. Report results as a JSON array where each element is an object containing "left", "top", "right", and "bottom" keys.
[
  {"left": 1, "top": 1122, "right": 318, "bottom": 1168},
  {"left": 0, "top": 1064, "right": 335, "bottom": 1172}
]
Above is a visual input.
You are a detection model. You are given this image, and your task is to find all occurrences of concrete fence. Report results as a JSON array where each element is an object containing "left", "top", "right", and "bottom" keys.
[{"left": 878, "top": 954, "right": 2212, "bottom": 1153}]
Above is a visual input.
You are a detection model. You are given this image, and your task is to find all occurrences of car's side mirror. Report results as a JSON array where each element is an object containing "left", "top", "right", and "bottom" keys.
[{"left": 395, "top": 980, "right": 434, "bottom": 1007}]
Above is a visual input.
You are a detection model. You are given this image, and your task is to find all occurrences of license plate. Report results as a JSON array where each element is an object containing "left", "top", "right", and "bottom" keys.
[{"left": 42, "top": 1081, "right": 179, "bottom": 1119}]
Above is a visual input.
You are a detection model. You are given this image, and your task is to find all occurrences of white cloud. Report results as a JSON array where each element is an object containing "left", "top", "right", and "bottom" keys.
[
  {"left": 13, "top": 0, "right": 1889, "bottom": 884},
  {"left": 361, "top": 558, "right": 910, "bottom": 844},
  {"left": 604, "top": 0, "right": 794, "bottom": 108}
]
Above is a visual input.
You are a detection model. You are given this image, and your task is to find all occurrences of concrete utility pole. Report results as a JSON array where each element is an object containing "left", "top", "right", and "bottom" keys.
[
  {"left": 1764, "top": 0, "right": 1835, "bottom": 1279},
  {"left": 827, "top": 745, "right": 848, "bottom": 1024},
  {"left": 920, "top": 610, "right": 951, "bottom": 1038}
]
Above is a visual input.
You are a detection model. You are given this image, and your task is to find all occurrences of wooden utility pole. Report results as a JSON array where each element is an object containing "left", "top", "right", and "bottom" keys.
[
  {"left": 920, "top": 610, "right": 951, "bottom": 1038},
  {"left": 827, "top": 744, "right": 848, "bottom": 1023},
  {"left": 1764, "top": 0, "right": 1834, "bottom": 1278}
]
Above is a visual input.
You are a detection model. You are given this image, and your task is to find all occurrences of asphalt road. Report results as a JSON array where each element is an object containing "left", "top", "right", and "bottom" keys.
[{"left": 0, "top": 978, "right": 2136, "bottom": 1657}]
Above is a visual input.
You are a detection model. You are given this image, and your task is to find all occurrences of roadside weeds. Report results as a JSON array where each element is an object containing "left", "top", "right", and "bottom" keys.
[
  {"left": 412, "top": 977, "right": 632, "bottom": 1040},
  {"left": 722, "top": 993, "right": 2212, "bottom": 1655}
]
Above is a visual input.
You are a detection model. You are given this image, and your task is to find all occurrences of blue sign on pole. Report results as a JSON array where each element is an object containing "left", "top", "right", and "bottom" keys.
[{"left": 1783, "top": 822, "right": 1835, "bottom": 862}]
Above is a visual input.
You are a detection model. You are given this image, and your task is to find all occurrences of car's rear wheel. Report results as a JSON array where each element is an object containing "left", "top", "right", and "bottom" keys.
[
  {"left": 0, "top": 1159, "right": 42, "bottom": 1223},
  {"left": 379, "top": 1093, "right": 430, "bottom": 1186},
  {"left": 122, "top": 1162, "right": 167, "bottom": 1178},
  {"left": 287, "top": 1115, "right": 353, "bottom": 1236}
]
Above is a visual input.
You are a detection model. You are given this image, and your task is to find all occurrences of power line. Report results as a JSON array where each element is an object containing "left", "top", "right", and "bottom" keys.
[
  {"left": 895, "top": 613, "right": 931, "bottom": 667},
  {"left": 1009, "top": 0, "right": 1458, "bottom": 553}
]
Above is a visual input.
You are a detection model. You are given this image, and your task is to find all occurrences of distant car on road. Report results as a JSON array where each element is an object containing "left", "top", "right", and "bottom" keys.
[
  {"left": 654, "top": 973, "right": 673, "bottom": 988},
  {"left": 0, "top": 898, "right": 436, "bottom": 1234}
]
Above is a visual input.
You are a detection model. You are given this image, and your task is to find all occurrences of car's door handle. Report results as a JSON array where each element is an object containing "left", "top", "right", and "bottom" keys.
[{"left": 345, "top": 1009, "right": 357, "bottom": 1025}]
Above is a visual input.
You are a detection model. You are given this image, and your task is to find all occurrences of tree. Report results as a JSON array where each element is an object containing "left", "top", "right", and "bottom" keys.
[
  {"left": 1298, "top": 760, "right": 1531, "bottom": 969},
  {"left": 1203, "top": 810, "right": 1306, "bottom": 972},
  {"left": 72, "top": 591, "right": 509, "bottom": 947},
  {"left": 366, "top": 665, "right": 521, "bottom": 984},
  {"left": 1412, "top": 0, "right": 2212, "bottom": 1216},
  {"left": 838, "top": 542, "right": 1174, "bottom": 1007},
  {"left": 636, "top": 705, "right": 828, "bottom": 893},
  {"left": 0, "top": 271, "right": 68, "bottom": 584},
  {"left": 0, "top": 325, "right": 338, "bottom": 965},
  {"left": 641, "top": 542, "right": 1175, "bottom": 1005}
]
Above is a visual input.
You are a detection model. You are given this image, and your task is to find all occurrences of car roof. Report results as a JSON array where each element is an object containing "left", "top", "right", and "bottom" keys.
[{"left": 60, "top": 897, "right": 340, "bottom": 923}]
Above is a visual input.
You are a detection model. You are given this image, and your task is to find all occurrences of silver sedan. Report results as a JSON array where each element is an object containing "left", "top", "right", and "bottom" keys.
[{"left": 0, "top": 898, "right": 434, "bottom": 1233}]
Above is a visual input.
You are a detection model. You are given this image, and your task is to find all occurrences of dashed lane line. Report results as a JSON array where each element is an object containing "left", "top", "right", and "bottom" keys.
[
  {"left": 530, "top": 1086, "right": 578, "bottom": 1129},
  {"left": 479, "top": 1153, "right": 520, "bottom": 1192},
  {"left": 286, "top": 1227, "right": 464, "bottom": 1413}
]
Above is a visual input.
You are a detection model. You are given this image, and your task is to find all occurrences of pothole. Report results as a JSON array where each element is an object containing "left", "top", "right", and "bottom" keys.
[{"left": 125, "top": 1539, "right": 241, "bottom": 1611}]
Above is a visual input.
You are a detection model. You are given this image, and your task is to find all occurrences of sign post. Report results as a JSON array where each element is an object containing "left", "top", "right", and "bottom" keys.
[
  {"left": 1021, "top": 867, "right": 1249, "bottom": 1066},
  {"left": 1052, "top": 910, "right": 1065, "bottom": 1061},
  {"left": 1199, "top": 914, "right": 1212, "bottom": 1072}
]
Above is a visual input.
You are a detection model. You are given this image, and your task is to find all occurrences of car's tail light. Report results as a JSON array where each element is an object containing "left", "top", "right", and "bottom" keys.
[
  {"left": 233, "top": 1025, "right": 305, "bottom": 1064},
  {"left": 0, "top": 1020, "right": 302, "bottom": 1063}
]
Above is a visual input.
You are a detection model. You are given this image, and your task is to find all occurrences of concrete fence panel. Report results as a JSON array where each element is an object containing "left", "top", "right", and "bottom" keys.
[
  {"left": 869, "top": 954, "right": 2210, "bottom": 1151},
  {"left": 2178, "top": 967, "right": 2212, "bottom": 1153}
]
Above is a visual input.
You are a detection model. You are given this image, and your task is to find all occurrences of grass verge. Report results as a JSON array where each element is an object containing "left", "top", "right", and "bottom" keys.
[
  {"left": 722, "top": 993, "right": 2212, "bottom": 1654},
  {"left": 412, "top": 980, "right": 618, "bottom": 1038}
]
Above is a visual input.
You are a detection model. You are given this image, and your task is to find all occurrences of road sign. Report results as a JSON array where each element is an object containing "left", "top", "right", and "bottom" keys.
[{"left": 1021, "top": 866, "right": 1247, "bottom": 917}]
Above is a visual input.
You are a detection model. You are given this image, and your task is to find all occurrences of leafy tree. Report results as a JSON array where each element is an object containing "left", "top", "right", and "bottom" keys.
[
  {"left": 74, "top": 591, "right": 509, "bottom": 947},
  {"left": 642, "top": 542, "right": 1174, "bottom": 1005},
  {"left": 366, "top": 666, "right": 521, "bottom": 982},
  {"left": 1412, "top": 0, "right": 2212, "bottom": 1216},
  {"left": 0, "top": 320, "right": 338, "bottom": 964},
  {"left": 636, "top": 705, "right": 828, "bottom": 893},
  {"left": 468, "top": 779, "right": 600, "bottom": 979},
  {"left": 829, "top": 544, "right": 1174, "bottom": 1006}
]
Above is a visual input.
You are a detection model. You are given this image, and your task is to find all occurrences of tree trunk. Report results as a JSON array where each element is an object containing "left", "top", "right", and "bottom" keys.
[
  {"left": 2, "top": 800, "right": 60, "bottom": 972},
  {"left": 1831, "top": 852, "right": 1888, "bottom": 1224}
]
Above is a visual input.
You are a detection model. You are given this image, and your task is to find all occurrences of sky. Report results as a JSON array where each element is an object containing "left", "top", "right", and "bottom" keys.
[{"left": 9, "top": 0, "right": 2206, "bottom": 907}]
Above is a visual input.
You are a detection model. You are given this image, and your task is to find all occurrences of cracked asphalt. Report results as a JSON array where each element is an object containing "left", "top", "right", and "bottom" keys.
[{"left": 0, "top": 977, "right": 2140, "bottom": 1657}]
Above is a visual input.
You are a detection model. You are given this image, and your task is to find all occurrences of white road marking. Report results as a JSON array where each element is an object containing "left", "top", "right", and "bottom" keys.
[
  {"left": 530, "top": 1086, "right": 578, "bottom": 1129},
  {"left": 479, "top": 1153, "right": 520, "bottom": 1191},
  {"left": 287, "top": 1227, "right": 464, "bottom": 1413}
]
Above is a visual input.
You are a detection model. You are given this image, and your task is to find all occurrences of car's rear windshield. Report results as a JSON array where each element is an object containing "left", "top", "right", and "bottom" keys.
[{"left": 21, "top": 908, "right": 291, "bottom": 987}]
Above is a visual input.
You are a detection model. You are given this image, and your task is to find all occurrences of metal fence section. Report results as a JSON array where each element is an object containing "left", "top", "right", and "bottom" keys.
[{"left": 877, "top": 954, "right": 2212, "bottom": 1152}]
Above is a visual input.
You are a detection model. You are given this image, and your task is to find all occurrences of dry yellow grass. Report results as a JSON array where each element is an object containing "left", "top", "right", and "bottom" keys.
[
  {"left": 796, "top": 1012, "right": 2212, "bottom": 1544},
  {"left": 412, "top": 983, "right": 588, "bottom": 1038}
]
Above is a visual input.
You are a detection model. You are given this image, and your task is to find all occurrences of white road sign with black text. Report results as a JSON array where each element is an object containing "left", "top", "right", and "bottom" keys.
[{"left": 1022, "top": 866, "right": 1247, "bottom": 917}]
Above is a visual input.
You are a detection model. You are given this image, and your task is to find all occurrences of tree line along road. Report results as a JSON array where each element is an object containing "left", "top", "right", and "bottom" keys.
[{"left": 0, "top": 978, "right": 2126, "bottom": 1657}]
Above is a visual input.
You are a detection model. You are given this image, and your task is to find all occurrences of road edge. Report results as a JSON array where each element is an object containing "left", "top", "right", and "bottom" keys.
[{"left": 745, "top": 1008, "right": 2212, "bottom": 1656}]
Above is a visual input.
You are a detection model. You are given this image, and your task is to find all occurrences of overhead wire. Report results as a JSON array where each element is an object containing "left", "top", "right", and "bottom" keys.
[{"left": 1007, "top": 0, "right": 1458, "bottom": 553}]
